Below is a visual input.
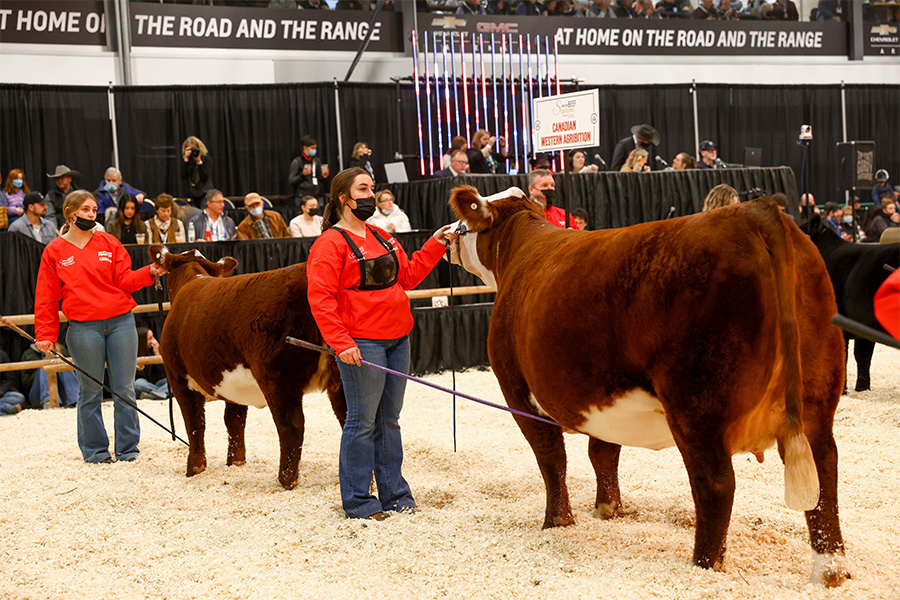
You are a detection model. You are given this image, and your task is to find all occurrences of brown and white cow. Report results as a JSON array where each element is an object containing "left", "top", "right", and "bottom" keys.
[
  {"left": 447, "top": 187, "right": 848, "bottom": 586},
  {"left": 149, "top": 245, "right": 346, "bottom": 489}
]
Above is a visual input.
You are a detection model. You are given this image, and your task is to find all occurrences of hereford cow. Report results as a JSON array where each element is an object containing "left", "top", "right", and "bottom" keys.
[
  {"left": 448, "top": 187, "right": 848, "bottom": 586},
  {"left": 149, "top": 245, "right": 346, "bottom": 489},
  {"left": 800, "top": 214, "right": 900, "bottom": 391}
]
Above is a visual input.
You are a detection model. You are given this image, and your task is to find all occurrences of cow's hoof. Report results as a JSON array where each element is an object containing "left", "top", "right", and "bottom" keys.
[
  {"left": 592, "top": 502, "right": 619, "bottom": 520},
  {"left": 854, "top": 380, "right": 870, "bottom": 392},
  {"left": 227, "top": 459, "right": 246, "bottom": 467},
  {"left": 542, "top": 514, "right": 575, "bottom": 529},
  {"left": 811, "top": 553, "right": 850, "bottom": 588},
  {"left": 279, "top": 478, "right": 299, "bottom": 490},
  {"left": 186, "top": 464, "right": 206, "bottom": 477}
]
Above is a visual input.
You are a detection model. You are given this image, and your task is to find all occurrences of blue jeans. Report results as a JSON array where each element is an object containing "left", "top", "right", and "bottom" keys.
[
  {"left": 0, "top": 391, "right": 25, "bottom": 415},
  {"left": 134, "top": 377, "right": 169, "bottom": 399},
  {"left": 28, "top": 370, "right": 79, "bottom": 408},
  {"left": 336, "top": 336, "right": 415, "bottom": 518},
  {"left": 66, "top": 312, "right": 140, "bottom": 463}
]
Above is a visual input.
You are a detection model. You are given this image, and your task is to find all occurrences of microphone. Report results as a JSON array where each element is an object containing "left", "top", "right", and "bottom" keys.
[
  {"left": 593, "top": 154, "right": 609, "bottom": 171},
  {"left": 656, "top": 156, "right": 669, "bottom": 169},
  {"left": 714, "top": 157, "right": 727, "bottom": 169},
  {"left": 665, "top": 206, "right": 676, "bottom": 219}
]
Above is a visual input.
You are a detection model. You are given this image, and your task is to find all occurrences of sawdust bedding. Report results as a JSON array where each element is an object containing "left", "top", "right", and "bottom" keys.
[{"left": 1, "top": 342, "right": 898, "bottom": 600}]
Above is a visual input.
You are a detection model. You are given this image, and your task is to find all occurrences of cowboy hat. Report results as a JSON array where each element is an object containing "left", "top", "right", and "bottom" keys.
[
  {"left": 630, "top": 124, "right": 660, "bottom": 146},
  {"left": 46, "top": 164, "right": 80, "bottom": 179}
]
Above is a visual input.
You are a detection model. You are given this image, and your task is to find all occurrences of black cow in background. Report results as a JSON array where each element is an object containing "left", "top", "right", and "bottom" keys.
[{"left": 801, "top": 214, "right": 900, "bottom": 391}]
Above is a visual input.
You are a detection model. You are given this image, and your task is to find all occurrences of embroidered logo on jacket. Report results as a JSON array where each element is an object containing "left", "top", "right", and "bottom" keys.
[
  {"left": 59, "top": 256, "right": 75, "bottom": 268},
  {"left": 98, "top": 250, "right": 113, "bottom": 263}
]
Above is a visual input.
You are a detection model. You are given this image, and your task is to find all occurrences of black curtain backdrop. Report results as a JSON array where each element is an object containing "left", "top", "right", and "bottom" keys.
[{"left": 1, "top": 83, "right": 897, "bottom": 207}]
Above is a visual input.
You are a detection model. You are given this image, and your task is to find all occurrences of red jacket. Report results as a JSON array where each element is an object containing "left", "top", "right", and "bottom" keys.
[
  {"left": 307, "top": 226, "right": 446, "bottom": 354},
  {"left": 35, "top": 232, "right": 155, "bottom": 343},
  {"left": 874, "top": 268, "right": 900, "bottom": 340},
  {"left": 545, "top": 205, "right": 578, "bottom": 229}
]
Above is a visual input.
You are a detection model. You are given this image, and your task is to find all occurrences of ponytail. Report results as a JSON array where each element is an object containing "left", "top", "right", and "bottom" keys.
[{"left": 322, "top": 167, "right": 369, "bottom": 232}]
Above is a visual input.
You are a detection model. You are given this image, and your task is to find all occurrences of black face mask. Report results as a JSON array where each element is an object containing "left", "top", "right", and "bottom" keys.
[
  {"left": 542, "top": 188, "right": 557, "bottom": 209},
  {"left": 74, "top": 216, "right": 95, "bottom": 231},
  {"left": 350, "top": 196, "right": 377, "bottom": 221}
]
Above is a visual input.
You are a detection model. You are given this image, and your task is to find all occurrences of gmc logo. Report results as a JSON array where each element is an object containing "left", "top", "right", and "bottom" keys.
[{"left": 476, "top": 22, "right": 519, "bottom": 34}]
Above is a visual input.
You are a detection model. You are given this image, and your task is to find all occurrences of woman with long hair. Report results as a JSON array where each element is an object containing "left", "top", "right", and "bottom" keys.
[
  {"left": 106, "top": 194, "right": 148, "bottom": 244},
  {"left": 34, "top": 190, "right": 166, "bottom": 463},
  {"left": 1, "top": 168, "right": 31, "bottom": 224},
  {"left": 306, "top": 167, "right": 456, "bottom": 520},
  {"left": 620, "top": 148, "right": 650, "bottom": 172},
  {"left": 566, "top": 149, "right": 598, "bottom": 174}
]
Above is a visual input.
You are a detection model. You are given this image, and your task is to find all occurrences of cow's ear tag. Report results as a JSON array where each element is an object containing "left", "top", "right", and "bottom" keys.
[
  {"left": 155, "top": 253, "right": 161, "bottom": 259},
  {"left": 471, "top": 203, "right": 478, "bottom": 210}
]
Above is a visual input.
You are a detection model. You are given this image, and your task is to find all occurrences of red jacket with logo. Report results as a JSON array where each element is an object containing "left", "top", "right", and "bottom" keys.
[
  {"left": 545, "top": 205, "right": 578, "bottom": 229},
  {"left": 307, "top": 226, "right": 445, "bottom": 354},
  {"left": 35, "top": 232, "right": 155, "bottom": 343}
]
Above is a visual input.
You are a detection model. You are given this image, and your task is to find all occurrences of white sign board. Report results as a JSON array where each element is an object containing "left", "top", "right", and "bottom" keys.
[{"left": 532, "top": 89, "right": 600, "bottom": 152}]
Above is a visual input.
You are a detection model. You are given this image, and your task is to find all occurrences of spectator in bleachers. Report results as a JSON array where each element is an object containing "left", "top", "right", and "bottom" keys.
[
  {"left": 147, "top": 194, "right": 186, "bottom": 244},
  {"left": 20, "top": 333, "right": 79, "bottom": 410},
  {"left": 671, "top": 152, "right": 696, "bottom": 169},
  {"left": 1, "top": 168, "right": 30, "bottom": 226},
  {"left": 290, "top": 195, "right": 324, "bottom": 237},
  {"left": 349, "top": 142, "right": 375, "bottom": 181},
  {"left": 772, "top": 192, "right": 795, "bottom": 222},
  {"left": 237, "top": 192, "right": 290, "bottom": 240},
  {"left": 572, "top": 207, "right": 589, "bottom": 230},
  {"left": 189, "top": 189, "right": 237, "bottom": 242},
  {"left": 655, "top": 0, "right": 692, "bottom": 17},
  {"left": 815, "top": 0, "right": 841, "bottom": 21},
  {"left": 822, "top": 201, "right": 845, "bottom": 237},
  {"left": 458, "top": 0, "right": 486, "bottom": 14},
  {"left": 181, "top": 135, "right": 215, "bottom": 207},
  {"left": 106, "top": 194, "right": 149, "bottom": 245},
  {"left": 299, "top": 0, "right": 329, "bottom": 9},
  {"left": 434, "top": 149, "right": 469, "bottom": 178},
  {"left": 770, "top": 0, "right": 798, "bottom": 20},
  {"left": 693, "top": 0, "right": 718, "bottom": 18},
  {"left": 367, "top": 189, "right": 411, "bottom": 233},
  {"left": 289, "top": 134, "right": 330, "bottom": 203},
  {"left": 335, "top": 1, "right": 366, "bottom": 8},
  {"left": 872, "top": 169, "right": 893, "bottom": 205},
  {"left": 0, "top": 349, "right": 26, "bottom": 416},
  {"left": 529, "top": 169, "right": 578, "bottom": 228},
  {"left": 740, "top": 0, "right": 771, "bottom": 19},
  {"left": 269, "top": 0, "right": 298, "bottom": 7},
  {"left": 517, "top": 0, "right": 548, "bottom": 16},
  {"left": 841, "top": 203, "right": 865, "bottom": 241},
  {"left": 615, "top": 0, "right": 643, "bottom": 17},
  {"left": 45, "top": 165, "right": 81, "bottom": 228},
  {"left": 582, "top": 0, "right": 618, "bottom": 17},
  {"left": 702, "top": 183, "right": 740, "bottom": 211},
  {"left": 554, "top": 0, "right": 579, "bottom": 16},
  {"left": 134, "top": 327, "right": 168, "bottom": 401},
  {"left": 868, "top": 199, "right": 900, "bottom": 243},
  {"left": 94, "top": 167, "right": 146, "bottom": 223},
  {"left": 487, "top": 0, "right": 516, "bottom": 15},
  {"left": 8, "top": 192, "right": 58, "bottom": 244}
]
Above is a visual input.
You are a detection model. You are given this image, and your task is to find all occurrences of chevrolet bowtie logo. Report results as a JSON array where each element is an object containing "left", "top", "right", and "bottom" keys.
[
  {"left": 870, "top": 24, "right": 897, "bottom": 35},
  {"left": 431, "top": 16, "right": 467, "bottom": 30}
]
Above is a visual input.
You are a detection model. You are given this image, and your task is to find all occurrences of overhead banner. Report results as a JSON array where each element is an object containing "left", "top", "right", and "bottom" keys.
[
  {"left": 533, "top": 89, "right": 599, "bottom": 152},
  {"left": 423, "top": 14, "right": 847, "bottom": 56},
  {"left": 130, "top": 4, "right": 404, "bottom": 52},
  {"left": 0, "top": 1, "right": 106, "bottom": 46}
]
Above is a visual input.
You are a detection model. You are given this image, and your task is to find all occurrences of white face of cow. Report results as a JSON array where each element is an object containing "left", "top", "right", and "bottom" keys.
[{"left": 447, "top": 187, "right": 531, "bottom": 290}]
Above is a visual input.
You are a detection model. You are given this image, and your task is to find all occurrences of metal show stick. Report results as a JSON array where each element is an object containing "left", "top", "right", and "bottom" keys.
[
  {"left": 284, "top": 337, "right": 561, "bottom": 427},
  {"left": 0, "top": 315, "right": 189, "bottom": 447}
]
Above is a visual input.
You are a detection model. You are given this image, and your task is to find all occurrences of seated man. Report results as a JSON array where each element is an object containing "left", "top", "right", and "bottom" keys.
[
  {"left": 188, "top": 189, "right": 237, "bottom": 242},
  {"left": 45, "top": 164, "right": 81, "bottom": 228},
  {"left": 0, "top": 349, "right": 26, "bottom": 416},
  {"left": 770, "top": 0, "right": 798, "bottom": 20},
  {"left": 94, "top": 167, "right": 146, "bottom": 223},
  {"left": 237, "top": 192, "right": 290, "bottom": 240},
  {"left": 822, "top": 201, "right": 846, "bottom": 238},
  {"left": 697, "top": 140, "right": 726, "bottom": 169},
  {"left": 528, "top": 169, "right": 577, "bottom": 229},
  {"left": 868, "top": 199, "right": 900, "bottom": 243},
  {"left": 434, "top": 149, "right": 469, "bottom": 178},
  {"left": 8, "top": 192, "right": 58, "bottom": 244}
]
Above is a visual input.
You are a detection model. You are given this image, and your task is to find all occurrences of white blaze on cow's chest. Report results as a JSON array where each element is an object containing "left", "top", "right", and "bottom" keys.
[
  {"left": 576, "top": 389, "right": 676, "bottom": 450},
  {"left": 187, "top": 366, "right": 267, "bottom": 409}
]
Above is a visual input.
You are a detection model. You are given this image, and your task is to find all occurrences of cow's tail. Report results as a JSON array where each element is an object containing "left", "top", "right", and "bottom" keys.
[{"left": 763, "top": 204, "right": 820, "bottom": 512}]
